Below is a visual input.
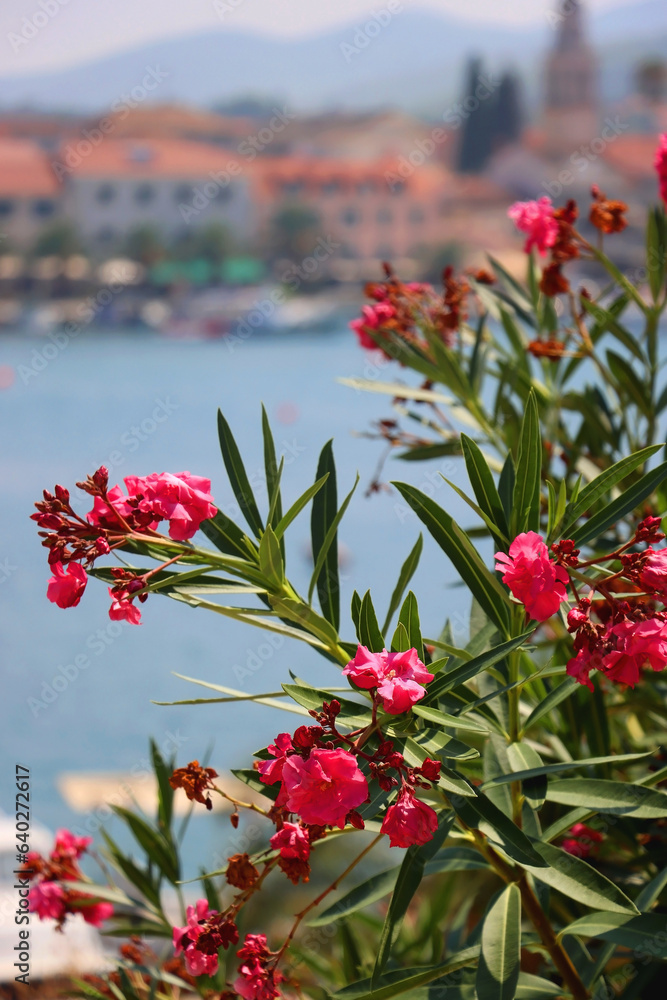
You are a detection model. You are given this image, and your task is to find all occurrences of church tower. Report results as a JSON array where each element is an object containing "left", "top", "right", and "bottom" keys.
[{"left": 543, "top": 1, "right": 598, "bottom": 159}]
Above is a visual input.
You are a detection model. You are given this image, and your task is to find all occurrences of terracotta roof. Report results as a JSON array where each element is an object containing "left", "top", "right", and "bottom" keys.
[
  {"left": 0, "top": 139, "right": 59, "bottom": 196},
  {"left": 602, "top": 134, "right": 661, "bottom": 181},
  {"left": 58, "top": 137, "right": 245, "bottom": 178},
  {"left": 248, "top": 156, "right": 450, "bottom": 199},
  {"left": 89, "top": 104, "right": 256, "bottom": 140}
]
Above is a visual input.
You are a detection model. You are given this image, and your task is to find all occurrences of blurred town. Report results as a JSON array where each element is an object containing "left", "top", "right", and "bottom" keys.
[{"left": 0, "top": 1, "right": 665, "bottom": 334}]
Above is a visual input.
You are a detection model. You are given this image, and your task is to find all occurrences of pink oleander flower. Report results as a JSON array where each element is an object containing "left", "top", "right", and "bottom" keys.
[
  {"left": 108, "top": 588, "right": 142, "bottom": 625},
  {"left": 173, "top": 899, "right": 237, "bottom": 977},
  {"left": 78, "top": 899, "right": 114, "bottom": 926},
  {"left": 566, "top": 646, "right": 598, "bottom": 691},
  {"left": 53, "top": 829, "right": 92, "bottom": 860},
  {"left": 46, "top": 561, "right": 87, "bottom": 609},
  {"left": 380, "top": 788, "right": 439, "bottom": 848},
  {"left": 349, "top": 302, "right": 396, "bottom": 351},
  {"left": 87, "top": 480, "right": 158, "bottom": 531},
  {"left": 270, "top": 822, "right": 310, "bottom": 860},
  {"left": 256, "top": 733, "right": 294, "bottom": 787},
  {"left": 562, "top": 822, "right": 604, "bottom": 859},
  {"left": 281, "top": 748, "right": 368, "bottom": 829},
  {"left": 507, "top": 196, "right": 559, "bottom": 255},
  {"left": 343, "top": 646, "right": 434, "bottom": 714},
  {"left": 235, "top": 934, "right": 284, "bottom": 1000},
  {"left": 655, "top": 134, "right": 667, "bottom": 205},
  {"left": 640, "top": 548, "right": 667, "bottom": 600},
  {"left": 137, "top": 472, "right": 217, "bottom": 541},
  {"left": 29, "top": 881, "right": 66, "bottom": 921},
  {"left": 495, "top": 532, "right": 569, "bottom": 621},
  {"left": 603, "top": 617, "right": 667, "bottom": 687}
]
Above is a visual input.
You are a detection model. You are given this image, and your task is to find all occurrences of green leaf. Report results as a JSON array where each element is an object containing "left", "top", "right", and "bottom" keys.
[
  {"left": 271, "top": 597, "right": 341, "bottom": 650},
  {"left": 372, "top": 812, "right": 456, "bottom": 983},
  {"left": 425, "top": 632, "right": 534, "bottom": 703},
  {"left": 258, "top": 525, "right": 284, "bottom": 588},
  {"left": 588, "top": 244, "right": 648, "bottom": 314},
  {"left": 150, "top": 739, "right": 174, "bottom": 834},
  {"left": 484, "top": 751, "right": 653, "bottom": 788},
  {"left": 507, "top": 742, "right": 546, "bottom": 811},
  {"left": 310, "top": 440, "right": 341, "bottom": 630},
  {"left": 608, "top": 349, "right": 652, "bottom": 416},
  {"left": 511, "top": 391, "right": 541, "bottom": 535},
  {"left": 526, "top": 841, "right": 638, "bottom": 914},
  {"left": 273, "top": 474, "right": 329, "bottom": 540},
  {"left": 563, "top": 911, "right": 667, "bottom": 957},
  {"left": 452, "top": 791, "right": 547, "bottom": 868},
  {"left": 166, "top": 674, "right": 309, "bottom": 715},
  {"left": 579, "top": 294, "right": 646, "bottom": 363},
  {"left": 334, "top": 946, "right": 480, "bottom": 1000},
  {"left": 647, "top": 205, "right": 667, "bottom": 303},
  {"left": 308, "top": 867, "right": 400, "bottom": 926},
  {"left": 573, "top": 460, "right": 667, "bottom": 547},
  {"left": 199, "top": 509, "right": 257, "bottom": 560},
  {"left": 390, "top": 621, "right": 410, "bottom": 652},
  {"left": 523, "top": 678, "right": 578, "bottom": 729},
  {"left": 308, "top": 474, "right": 359, "bottom": 621},
  {"left": 382, "top": 535, "right": 424, "bottom": 634},
  {"left": 101, "top": 830, "right": 161, "bottom": 910},
  {"left": 556, "top": 444, "right": 662, "bottom": 539},
  {"left": 282, "top": 683, "right": 372, "bottom": 728},
  {"left": 392, "top": 483, "right": 510, "bottom": 635},
  {"left": 498, "top": 454, "right": 516, "bottom": 524},
  {"left": 411, "top": 704, "right": 490, "bottom": 734},
  {"left": 476, "top": 883, "right": 521, "bottom": 1000},
  {"left": 546, "top": 778, "right": 667, "bottom": 818},
  {"left": 261, "top": 404, "right": 284, "bottom": 555},
  {"left": 461, "top": 434, "right": 510, "bottom": 542},
  {"left": 217, "top": 409, "right": 264, "bottom": 537},
  {"left": 636, "top": 864, "right": 667, "bottom": 911},
  {"left": 396, "top": 591, "right": 423, "bottom": 660},
  {"left": 111, "top": 807, "right": 179, "bottom": 884},
  {"left": 358, "top": 590, "right": 385, "bottom": 652}
]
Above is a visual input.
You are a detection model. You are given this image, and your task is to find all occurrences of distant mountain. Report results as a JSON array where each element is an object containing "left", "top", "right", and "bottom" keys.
[{"left": 0, "top": 2, "right": 665, "bottom": 117}]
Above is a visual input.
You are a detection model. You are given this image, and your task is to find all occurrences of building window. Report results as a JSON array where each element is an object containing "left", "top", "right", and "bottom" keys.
[
  {"left": 32, "top": 199, "right": 55, "bottom": 217},
  {"left": 376, "top": 244, "right": 393, "bottom": 259},
  {"left": 390, "top": 181, "right": 406, "bottom": 195},
  {"left": 134, "top": 183, "right": 155, "bottom": 204},
  {"left": 96, "top": 226, "right": 116, "bottom": 244},
  {"left": 377, "top": 207, "right": 393, "bottom": 225},
  {"left": 357, "top": 180, "right": 376, "bottom": 195},
  {"left": 282, "top": 180, "right": 304, "bottom": 196},
  {"left": 96, "top": 184, "right": 116, "bottom": 205},
  {"left": 174, "top": 184, "right": 193, "bottom": 203},
  {"left": 0, "top": 199, "right": 15, "bottom": 217},
  {"left": 408, "top": 206, "right": 425, "bottom": 225},
  {"left": 214, "top": 185, "right": 233, "bottom": 204},
  {"left": 341, "top": 207, "right": 360, "bottom": 226},
  {"left": 322, "top": 180, "right": 342, "bottom": 196}
]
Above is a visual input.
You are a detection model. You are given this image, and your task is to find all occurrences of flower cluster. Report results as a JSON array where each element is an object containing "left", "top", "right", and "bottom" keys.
[
  {"left": 33, "top": 467, "right": 216, "bottom": 625},
  {"left": 495, "top": 531, "right": 569, "bottom": 621},
  {"left": 173, "top": 899, "right": 239, "bottom": 976},
  {"left": 343, "top": 645, "right": 434, "bottom": 713},
  {"left": 22, "top": 829, "right": 113, "bottom": 929},
  {"left": 348, "top": 265, "right": 486, "bottom": 358}
]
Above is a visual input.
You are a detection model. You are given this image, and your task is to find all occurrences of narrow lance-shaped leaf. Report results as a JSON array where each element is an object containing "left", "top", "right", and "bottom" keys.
[
  {"left": 372, "top": 811, "right": 455, "bottom": 984},
  {"left": 311, "top": 440, "right": 340, "bottom": 630},
  {"left": 358, "top": 590, "right": 385, "bottom": 653},
  {"left": 397, "top": 591, "right": 423, "bottom": 660},
  {"left": 512, "top": 390, "right": 541, "bottom": 536},
  {"left": 573, "top": 460, "right": 667, "bottom": 547},
  {"left": 216, "top": 409, "right": 264, "bottom": 538},
  {"left": 308, "top": 473, "right": 359, "bottom": 610},
  {"left": 382, "top": 534, "right": 423, "bottom": 634},
  {"left": 261, "top": 404, "right": 284, "bottom": 557},
  {"left": 461, "top": 434, "right": 510, "bottom": 542},
  {"left": 392, "top": 482, "right": 510, "bottom": 635},
  {"left": 476, "top": 884, "right": 521, "bottom": 1000}
]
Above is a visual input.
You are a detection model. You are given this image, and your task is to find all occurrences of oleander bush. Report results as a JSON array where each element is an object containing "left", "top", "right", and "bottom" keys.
[{"left": 23, "top": 136, "right": 667, "bottom": 1000}]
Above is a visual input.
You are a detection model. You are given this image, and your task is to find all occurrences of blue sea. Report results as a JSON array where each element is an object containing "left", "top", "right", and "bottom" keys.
[{"left": 0, "top": 323, "right": 474, "bottom": 878}]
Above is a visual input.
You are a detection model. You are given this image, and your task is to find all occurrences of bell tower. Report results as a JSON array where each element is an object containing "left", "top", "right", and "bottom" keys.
[{"left": 543, "top": 1, "right": 598, "bottom": 159}]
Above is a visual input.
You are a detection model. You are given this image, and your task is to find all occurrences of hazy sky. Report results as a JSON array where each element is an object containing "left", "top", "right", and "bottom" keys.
[{"left": 1, "top": 0, "right": 637, "bottom": 77}]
